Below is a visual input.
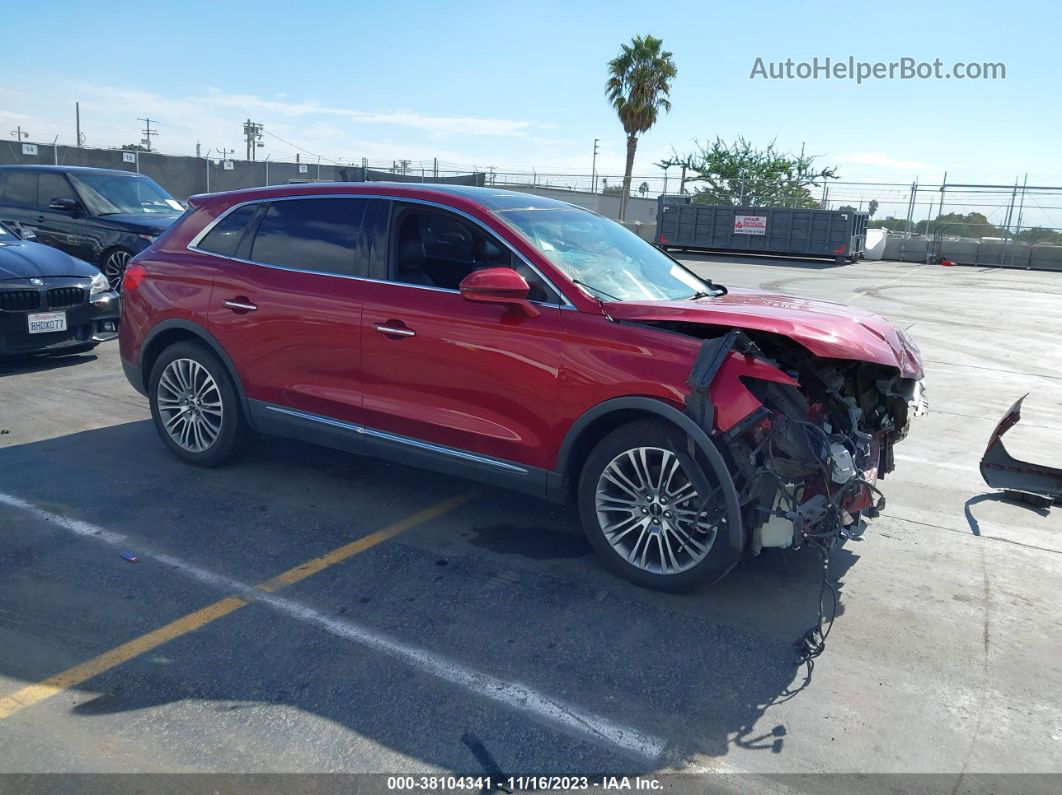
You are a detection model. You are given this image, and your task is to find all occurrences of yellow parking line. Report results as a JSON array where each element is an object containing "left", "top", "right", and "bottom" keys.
[
  {"left": 0, "top": 491, "right": 477, "bottom": 721},
  {"left": 257, "top": 492, "right": 475, "bottom": 592},
  {"left": 0, "top": 597, "right": 247, "bottom": 719}
]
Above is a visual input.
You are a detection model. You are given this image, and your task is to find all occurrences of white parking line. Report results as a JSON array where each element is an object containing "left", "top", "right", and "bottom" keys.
[{"left": 0, "top": 491, "right": 666, "bottom": 762}]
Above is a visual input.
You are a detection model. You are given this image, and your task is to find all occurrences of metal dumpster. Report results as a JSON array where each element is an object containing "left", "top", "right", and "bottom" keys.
[{"left": 656, "top": 196, "right": 868, "bottom": 263}]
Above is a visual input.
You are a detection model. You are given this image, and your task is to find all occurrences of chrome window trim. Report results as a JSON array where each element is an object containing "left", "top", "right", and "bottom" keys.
[
  {"left": 187, "top": 193, "right": 575, "bottom": 308},
  {"left": 264, "top": 405, "right": 529, "bottom": 475}
]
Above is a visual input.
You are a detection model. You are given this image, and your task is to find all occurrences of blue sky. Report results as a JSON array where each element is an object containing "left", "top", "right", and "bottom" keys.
[{"left": 2, "top": 0, "right": 1059, "bottom": 221}]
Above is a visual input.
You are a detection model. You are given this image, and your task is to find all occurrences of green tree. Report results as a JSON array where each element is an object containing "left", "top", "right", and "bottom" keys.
[
  {"left": 922, "top": 212, "right": 1000, "bottom": 238},
  {"left": 1015, "top": 226, "right": 1062, "bottom": 245},
  {"left": 661, "top": 137, "right": 837, "bottom": 208},
  {"left": 606, "top": 34, "right": 677, "bottom": 220},
  {"left": 867, "top": 199, "right": 879, "bottom": 217},
  {"left": 837, "top": 205, "right": 857, "bottom": 214},
  {"left": 638, "top": 181, "right": 650, "bottom": 197},
  {"left": 868, "top": 216, "right": 909, "bottom": 233}
]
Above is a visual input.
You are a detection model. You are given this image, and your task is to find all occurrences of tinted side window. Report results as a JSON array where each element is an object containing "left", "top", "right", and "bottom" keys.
[
  {"left": 38, "top": 173, "right": 78, "bottom": 208},
  {"left": 196, "top": 204, "right": 259, "bottom": 257},
  {"left": 392, "top": 206, "right": 555, "bottom": 301},
  {"left": 2, "top": 172, "right": 37, "bottom": 207},
  {"left": 250, "top": 198, "right": 367, "bottom": 276}
]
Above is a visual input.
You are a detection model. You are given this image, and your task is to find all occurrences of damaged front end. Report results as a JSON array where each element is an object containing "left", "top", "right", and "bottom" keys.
[
  {"left": 682, "top": 328, "right": 926, "bottom": 556},
  {"left": 679, "top": 326, "right": 926, "bottom": 664}
]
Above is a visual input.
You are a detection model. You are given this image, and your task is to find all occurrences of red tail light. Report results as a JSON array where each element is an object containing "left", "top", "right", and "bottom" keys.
[{"left": 123, "top": 263, "right": 147, "bottom": 291}]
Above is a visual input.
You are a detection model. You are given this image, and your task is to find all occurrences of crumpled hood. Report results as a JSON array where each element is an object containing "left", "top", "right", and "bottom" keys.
[
  {"left": 605, "top": 287, "right": 924, "bottom": 379},
  {"left": 0, "top": 239, "right": 99, "bottom": 279}
]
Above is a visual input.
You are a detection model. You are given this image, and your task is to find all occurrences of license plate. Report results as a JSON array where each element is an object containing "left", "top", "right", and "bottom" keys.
[{"left": 27, "top": 311, "right": 67, "bottom": 334}]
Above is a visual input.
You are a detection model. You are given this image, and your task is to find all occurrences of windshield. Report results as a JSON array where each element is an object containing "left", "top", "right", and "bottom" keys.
[
  {"left": 0, "top": 222, "right": 13, "bottom": 240},
  {"left": 496, "top": 207, "right": 710, "bottom": 302},
  {"left": 69, "top": 173, "right": 183, "bottom": 216}
]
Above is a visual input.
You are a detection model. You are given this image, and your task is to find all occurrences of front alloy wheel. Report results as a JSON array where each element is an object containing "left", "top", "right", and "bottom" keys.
[
  {"left": 156, "top": 358, "right": 224, "bottom": 453},
  {"left": 102, "top": 249, "right": 132, "bottom": 290},
  {"left": 595, "top": 446, "right": 718, "bottom": 575},
  {"left": 578, "top": 419, "right": 738, "bottom": 591}
]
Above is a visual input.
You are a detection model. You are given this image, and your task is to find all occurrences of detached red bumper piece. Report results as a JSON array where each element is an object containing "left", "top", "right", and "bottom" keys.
[{"left": 981, "top": 395, "right": 1062, "bottom": 510}]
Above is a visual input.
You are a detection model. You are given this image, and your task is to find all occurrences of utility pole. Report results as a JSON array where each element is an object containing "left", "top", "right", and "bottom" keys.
[
  {"left": 591, "top": 138, "right": 599, "bottom": 193},
  {"left": 10, "top": 126, "right": 28, "bottom": 141},
  {"left": 76, "top": 102, "right": 82, "bottom": 147},
  {"left": 138, "top": 117, "right": 158, "bottom": 151},
  {"left": 904, "top": 180, "right": 917, "bottom": 236},
  {"left": 242, "top": 119, "right": 264, "bottom": 161}
]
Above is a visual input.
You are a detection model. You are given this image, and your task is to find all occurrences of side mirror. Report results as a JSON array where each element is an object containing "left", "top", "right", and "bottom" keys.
[
  {"left": 459, "top": 267, "right": 540, "bottom": 318},
  {"left": 17, "top": 226, "right": 36, "bottom": 241},
  {"left": 48, "top": 198, "right": 80, "bottom": 213}
]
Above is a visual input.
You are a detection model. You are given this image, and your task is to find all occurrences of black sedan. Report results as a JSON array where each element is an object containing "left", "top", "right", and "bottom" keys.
[{"left": 0, "top": 221, "right": 119, "bottom": 357}]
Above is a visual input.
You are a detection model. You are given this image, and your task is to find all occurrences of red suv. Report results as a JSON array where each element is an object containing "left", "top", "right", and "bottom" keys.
[{"left": 119, "top": 184, "right": 925, "bottom": 591}]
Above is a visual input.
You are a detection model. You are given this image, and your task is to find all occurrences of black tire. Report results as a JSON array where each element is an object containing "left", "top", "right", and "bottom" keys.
[
  {"left": 100, "top": 247, "right": 134, "bottom": 291},
  {"left": 148, "top": 340, "right": 251, "bottom": 467},
  {"left": 577, "top": 419, "right": 740, "bottom": 592}
]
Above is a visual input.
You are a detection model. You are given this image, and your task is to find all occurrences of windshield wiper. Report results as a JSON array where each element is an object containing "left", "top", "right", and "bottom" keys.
[{"left": 572, "top": 278, "right": 622, "bottom": 302}]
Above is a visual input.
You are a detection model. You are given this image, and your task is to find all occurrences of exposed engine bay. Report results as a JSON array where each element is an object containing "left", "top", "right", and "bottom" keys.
[{"left": 711, "top": 329, "right": 925, "bottom": 554}]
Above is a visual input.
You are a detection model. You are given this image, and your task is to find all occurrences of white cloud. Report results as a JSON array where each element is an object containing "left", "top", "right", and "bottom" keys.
[
  {"left": 71, "top": 82, "right": 550, "bottom": 139},
  {"left": 836, "top": 151, "right": 934, "bottom": 171}
]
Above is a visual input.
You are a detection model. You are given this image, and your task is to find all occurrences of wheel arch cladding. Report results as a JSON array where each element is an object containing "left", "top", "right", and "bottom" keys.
[{"left": 556, "top": 396, "right": 744, "bottom": 550}]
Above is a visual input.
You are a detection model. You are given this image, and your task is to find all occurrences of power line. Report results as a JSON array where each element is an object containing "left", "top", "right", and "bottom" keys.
[{"left": 260, "top": 128, "right": 344, "bottom": 165}]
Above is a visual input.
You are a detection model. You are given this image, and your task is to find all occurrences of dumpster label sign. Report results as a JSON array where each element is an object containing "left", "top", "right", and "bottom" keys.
[{"left": 734, "top": 214, "right": 767, "bottom": 235}]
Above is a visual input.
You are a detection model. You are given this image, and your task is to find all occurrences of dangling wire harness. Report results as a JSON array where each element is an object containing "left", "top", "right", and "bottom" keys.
[{"left": 735, "top": 411, "right": 886, "bottom": 673}]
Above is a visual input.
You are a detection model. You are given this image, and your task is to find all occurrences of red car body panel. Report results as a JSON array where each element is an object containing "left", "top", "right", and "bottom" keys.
[
  {"left": 359, "top": 280, "right": 564, "bottom": 469},
  {"left": 207, "top": 259, "right": 365, "bottom": 425},
  {"left": 119, "top": 182, "right": 924, "bottom": 481}
]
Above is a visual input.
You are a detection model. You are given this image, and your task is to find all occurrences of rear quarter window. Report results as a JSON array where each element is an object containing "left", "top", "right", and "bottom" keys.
[{"left": 195, "top": 204, "right": 259, "bottom": 257}]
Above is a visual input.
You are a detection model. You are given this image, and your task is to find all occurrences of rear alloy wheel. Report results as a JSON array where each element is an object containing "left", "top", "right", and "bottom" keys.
[
  {"left": 157, "top": 358, "right": 224, "bottom": 453},
  {"left": 102, "top": 248, "right": 132, "bottom": 290},
  {"left": 578, "top": 419, "right": 738, "bottom": 591},
  {"left": 148, "top": 341, "right": 251, "bottom": 466}
]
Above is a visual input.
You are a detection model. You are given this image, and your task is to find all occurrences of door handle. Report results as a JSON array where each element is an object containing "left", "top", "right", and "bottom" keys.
[
  {"left": 223, "top": 299, "right": 258, "bottom": 313},
  {"left": 372, "top": 323, "right": 415, "bottom": 338}
]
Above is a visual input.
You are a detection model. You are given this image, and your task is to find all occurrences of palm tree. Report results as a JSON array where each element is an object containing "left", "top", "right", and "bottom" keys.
[
  {"left": 606, "top": 35, "right": 677, "bottom": 220},
  {"left": 638, "top": 181, "right": 649, "bottom": 197}
]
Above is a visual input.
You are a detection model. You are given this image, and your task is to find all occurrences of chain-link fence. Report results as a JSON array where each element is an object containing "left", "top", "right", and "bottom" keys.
[{"left": 4, "top": 141, "right": 1061, "bottom": 266}]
